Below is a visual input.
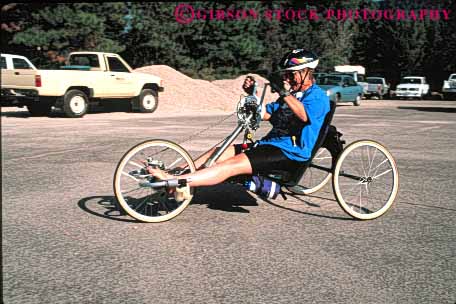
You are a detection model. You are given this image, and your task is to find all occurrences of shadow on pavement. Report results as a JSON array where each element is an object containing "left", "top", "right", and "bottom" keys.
[
  {"left": 190, "top": 183, "right": 258, "bottom": 213},
  {"left": 397, "top": 106, "right": 456, "bottom": 113},
  {"left": 78, "top": 185, "right": 259, "bottom": 223},
  {"left": 78, "top": 185, "right": 353, "bottom": 222},
  {"left": 78, "top": 195, "right": 139, "bottom": 223},
  {"left": 257, "top": 192, "right": 355, "bottom": 221}
]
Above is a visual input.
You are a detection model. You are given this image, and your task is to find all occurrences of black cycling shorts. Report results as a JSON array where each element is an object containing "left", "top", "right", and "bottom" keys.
[{"left": 234, "top": 143, "right": 302, "bottom": 175}]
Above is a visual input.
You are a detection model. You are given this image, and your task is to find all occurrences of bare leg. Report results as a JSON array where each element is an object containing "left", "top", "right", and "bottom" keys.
[
  {"left": 147, "top": 153, "right": 252, "bottom": 187},
  {"left": 193, "top": 145, "right": 236, "bottom": 169}
]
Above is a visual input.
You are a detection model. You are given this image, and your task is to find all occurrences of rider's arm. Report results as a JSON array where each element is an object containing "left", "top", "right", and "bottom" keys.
[
  {"left": 262, "top": 101, "right": 280, "bottom": 121},
  {"left": 282, "top": 95, "right": 309, "bottom": 123}
]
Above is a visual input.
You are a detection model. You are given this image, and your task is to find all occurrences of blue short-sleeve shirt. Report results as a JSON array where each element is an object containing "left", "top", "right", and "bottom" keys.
[{"left": 257, "top": 84, "right": 330, "bottom": 162}]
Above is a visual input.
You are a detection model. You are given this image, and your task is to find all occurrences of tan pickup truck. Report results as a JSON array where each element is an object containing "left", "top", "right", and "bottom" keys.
[{"left": 1, "top": 52, "right": 164, "bottom": 117}]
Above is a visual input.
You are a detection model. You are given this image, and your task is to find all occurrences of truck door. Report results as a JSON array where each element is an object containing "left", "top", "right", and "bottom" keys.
[
  {"left": 105, "top": 56, "right": 135, "bottom": 97},
  {"left": 10, "top": 57, "right": 37, "bottom": 88},
  {"left": 1, "top": 57, "right": 36, "bottom": 89}
]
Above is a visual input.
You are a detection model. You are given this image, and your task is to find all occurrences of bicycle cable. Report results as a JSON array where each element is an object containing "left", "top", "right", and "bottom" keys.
[{"left": 177, "top": 111, "right": 237, "bottom": 146}]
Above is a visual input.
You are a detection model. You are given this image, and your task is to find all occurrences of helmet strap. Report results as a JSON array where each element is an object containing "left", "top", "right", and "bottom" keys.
[{"left": 294, "top": 69, "right": 311, "bottom": 92}]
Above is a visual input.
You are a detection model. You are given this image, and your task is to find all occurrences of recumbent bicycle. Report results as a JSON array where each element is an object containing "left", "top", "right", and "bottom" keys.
[{"left": 113, "top": 82, "right": 399, "bottom": 222}]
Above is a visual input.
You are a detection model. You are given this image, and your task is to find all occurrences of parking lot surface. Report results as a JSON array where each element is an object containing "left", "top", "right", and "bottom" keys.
[{"left": 2, "top": 99, "right": 456, "bottom": 304}]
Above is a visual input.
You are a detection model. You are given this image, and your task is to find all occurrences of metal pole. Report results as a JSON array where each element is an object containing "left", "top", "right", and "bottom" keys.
[{"left": 204, "top": 123, "right": 245, "bottom": 168}]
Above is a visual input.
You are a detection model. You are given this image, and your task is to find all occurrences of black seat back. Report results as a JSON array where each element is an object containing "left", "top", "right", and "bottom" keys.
[{"left": 282, "top": 99, "right": 337, "bottom": 186}]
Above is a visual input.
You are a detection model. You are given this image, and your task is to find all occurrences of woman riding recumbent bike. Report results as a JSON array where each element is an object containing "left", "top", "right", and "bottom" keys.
[{"left": 113, "top": 79, "right": 399, "bottom": 223}]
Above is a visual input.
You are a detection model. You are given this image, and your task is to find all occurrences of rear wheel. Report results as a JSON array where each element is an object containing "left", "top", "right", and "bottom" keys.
[
  {"left": 113, "top": 139, "right": 196, "bottom": 223},
  {"left": 63, "top": 89, "right": 88, "bottom": 118},
  {"left": 333, "top": 140, "right": 399, "bottom": 220}
]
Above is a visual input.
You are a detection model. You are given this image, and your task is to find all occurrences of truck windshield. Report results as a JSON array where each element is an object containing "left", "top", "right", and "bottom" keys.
[
  {"left": 401, "top": 78, "right": 422, "bottom": 84},
  {"left": 358, "top": 75, "right": 366, "bottom": 82},
  {"left": 107, "top": 57, "right": 130, "bottom": 73},
  {"left": 450, "top": 75, "right": 456, "bottom": 80},
  {"left": 69, "top": 54, "right": 100, "bottom": 68},
  {"left": 367, "top": 78, "right": 383, "bottom": 84},
  {"left": 317, "top": 76, "right": 342, "bottom": 86}
]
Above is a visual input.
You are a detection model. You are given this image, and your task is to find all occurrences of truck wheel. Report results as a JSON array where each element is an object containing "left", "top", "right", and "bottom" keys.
[
  {"left": 137, "top": 89, "right": 158, "bottom": 113},
  {"left": 27, "top": 103, "right": 52, "bottom": 116},
  {"left": 354, "top": 94, "right": 361, "bottom": 106},
  {"left": 63, "top": 89, "right": 88, "bottom": 118}
]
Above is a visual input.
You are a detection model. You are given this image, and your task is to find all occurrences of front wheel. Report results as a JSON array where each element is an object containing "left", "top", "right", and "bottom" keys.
[
  {"left": 136, "top": 89, "right": 158, "bottom": 113},
  {"left": 354, "top": 94, "right": 361, "bottom": 106},
  {"left": 113, "top": 139, "right": 196, "bottom": 222},
  {"left": 332, "top": 140, "right": 399, "bottom": 220}
]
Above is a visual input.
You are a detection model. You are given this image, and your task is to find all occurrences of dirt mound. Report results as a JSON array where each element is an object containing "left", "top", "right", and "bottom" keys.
[
  {"left": 134, "top": 65, "right": 279, "bottom": 115},
  {"left": 212, "top": 74, "right": 279, "bottom": 104}
]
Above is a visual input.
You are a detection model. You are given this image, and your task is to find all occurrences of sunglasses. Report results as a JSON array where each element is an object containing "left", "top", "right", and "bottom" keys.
[{"left": 282, "top": 71, "right": 299, "bottom": 79}]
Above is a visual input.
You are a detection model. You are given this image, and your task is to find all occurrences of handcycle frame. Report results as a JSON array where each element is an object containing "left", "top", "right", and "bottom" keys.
[{"left": 114, "top": 81, "right": 399, "bottom": 222}]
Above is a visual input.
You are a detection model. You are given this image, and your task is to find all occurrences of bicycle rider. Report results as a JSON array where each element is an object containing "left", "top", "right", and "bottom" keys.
[{"left": 147, "top": 49, "right": 330, "bottom": 198}]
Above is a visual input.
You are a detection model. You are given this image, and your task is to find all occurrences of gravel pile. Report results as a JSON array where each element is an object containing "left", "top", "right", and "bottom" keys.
[{"left": 134, "top": 65, "right": 279, "bottom": 115}]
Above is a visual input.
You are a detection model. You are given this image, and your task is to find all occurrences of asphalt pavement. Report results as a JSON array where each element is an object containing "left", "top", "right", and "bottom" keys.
[{"left": 2, "top": 99, "right": 455, "bottom": 304}]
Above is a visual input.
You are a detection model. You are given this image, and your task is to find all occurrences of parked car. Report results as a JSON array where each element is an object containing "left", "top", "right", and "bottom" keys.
[
  {"left": 1, "top": 54, "right": 37, "bottom": 106},
  {"left": 1, "top": 51, "right": 164, "bottom": 117},
  {"left": 365, "top": 77, "right": 390, "bottom": 99},
  {"left": 317, "top": 74, "right": 364, "bottom": 106},
  {"left": 334, "top": 65, "right": 368, "bottom": 95},
  {"left": 395, "top": 76, "right": 430, "bottom": 99},
  {"left": 442, "top": 73, "right": 456, "bottom": 100}
]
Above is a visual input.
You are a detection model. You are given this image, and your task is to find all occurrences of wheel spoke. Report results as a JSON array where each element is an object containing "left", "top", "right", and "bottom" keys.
[
  {"left": 368, "top": 147, "right": 378, "bottom": 176},
  {"left": 128, "top": 160, "right": 144, "bottom": 169},
  {"left": 360, "top": 147, "right": 368, "bottom": 177},
  {"left": 167, "top": 157, "right": 183, "bottom": 170},
  {"left": 132, "top": 196, "right": 149, "bottom": 212},
  {"left": 371, "top": 158, "right": 389, "bottom": 177},
  {"left": 373, "top": 168, "right": 393, "bottom": 179},
  {"left": 121, "top": 186, "right": 145, "bottom": 195},
  {"left": 121, "top": 171, "right": 140, "bottom": 182}
]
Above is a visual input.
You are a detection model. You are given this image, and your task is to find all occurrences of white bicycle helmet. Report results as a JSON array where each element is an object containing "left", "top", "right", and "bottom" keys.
[{"left": 279, "top": 49, "right": 319, "bottom": 71}]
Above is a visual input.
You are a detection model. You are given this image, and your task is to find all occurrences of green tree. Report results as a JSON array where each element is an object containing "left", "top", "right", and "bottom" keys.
[{"left": 9, "top": 3, "right": 128, "bottom": 68}]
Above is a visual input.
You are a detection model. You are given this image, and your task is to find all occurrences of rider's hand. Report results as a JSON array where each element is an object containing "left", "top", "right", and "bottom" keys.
[
  {"left": 268, "top": 73, "right": 290, "bottom": 98},
  {"left": 242, "top": 76, "right": 256, "bottom": 95}
]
